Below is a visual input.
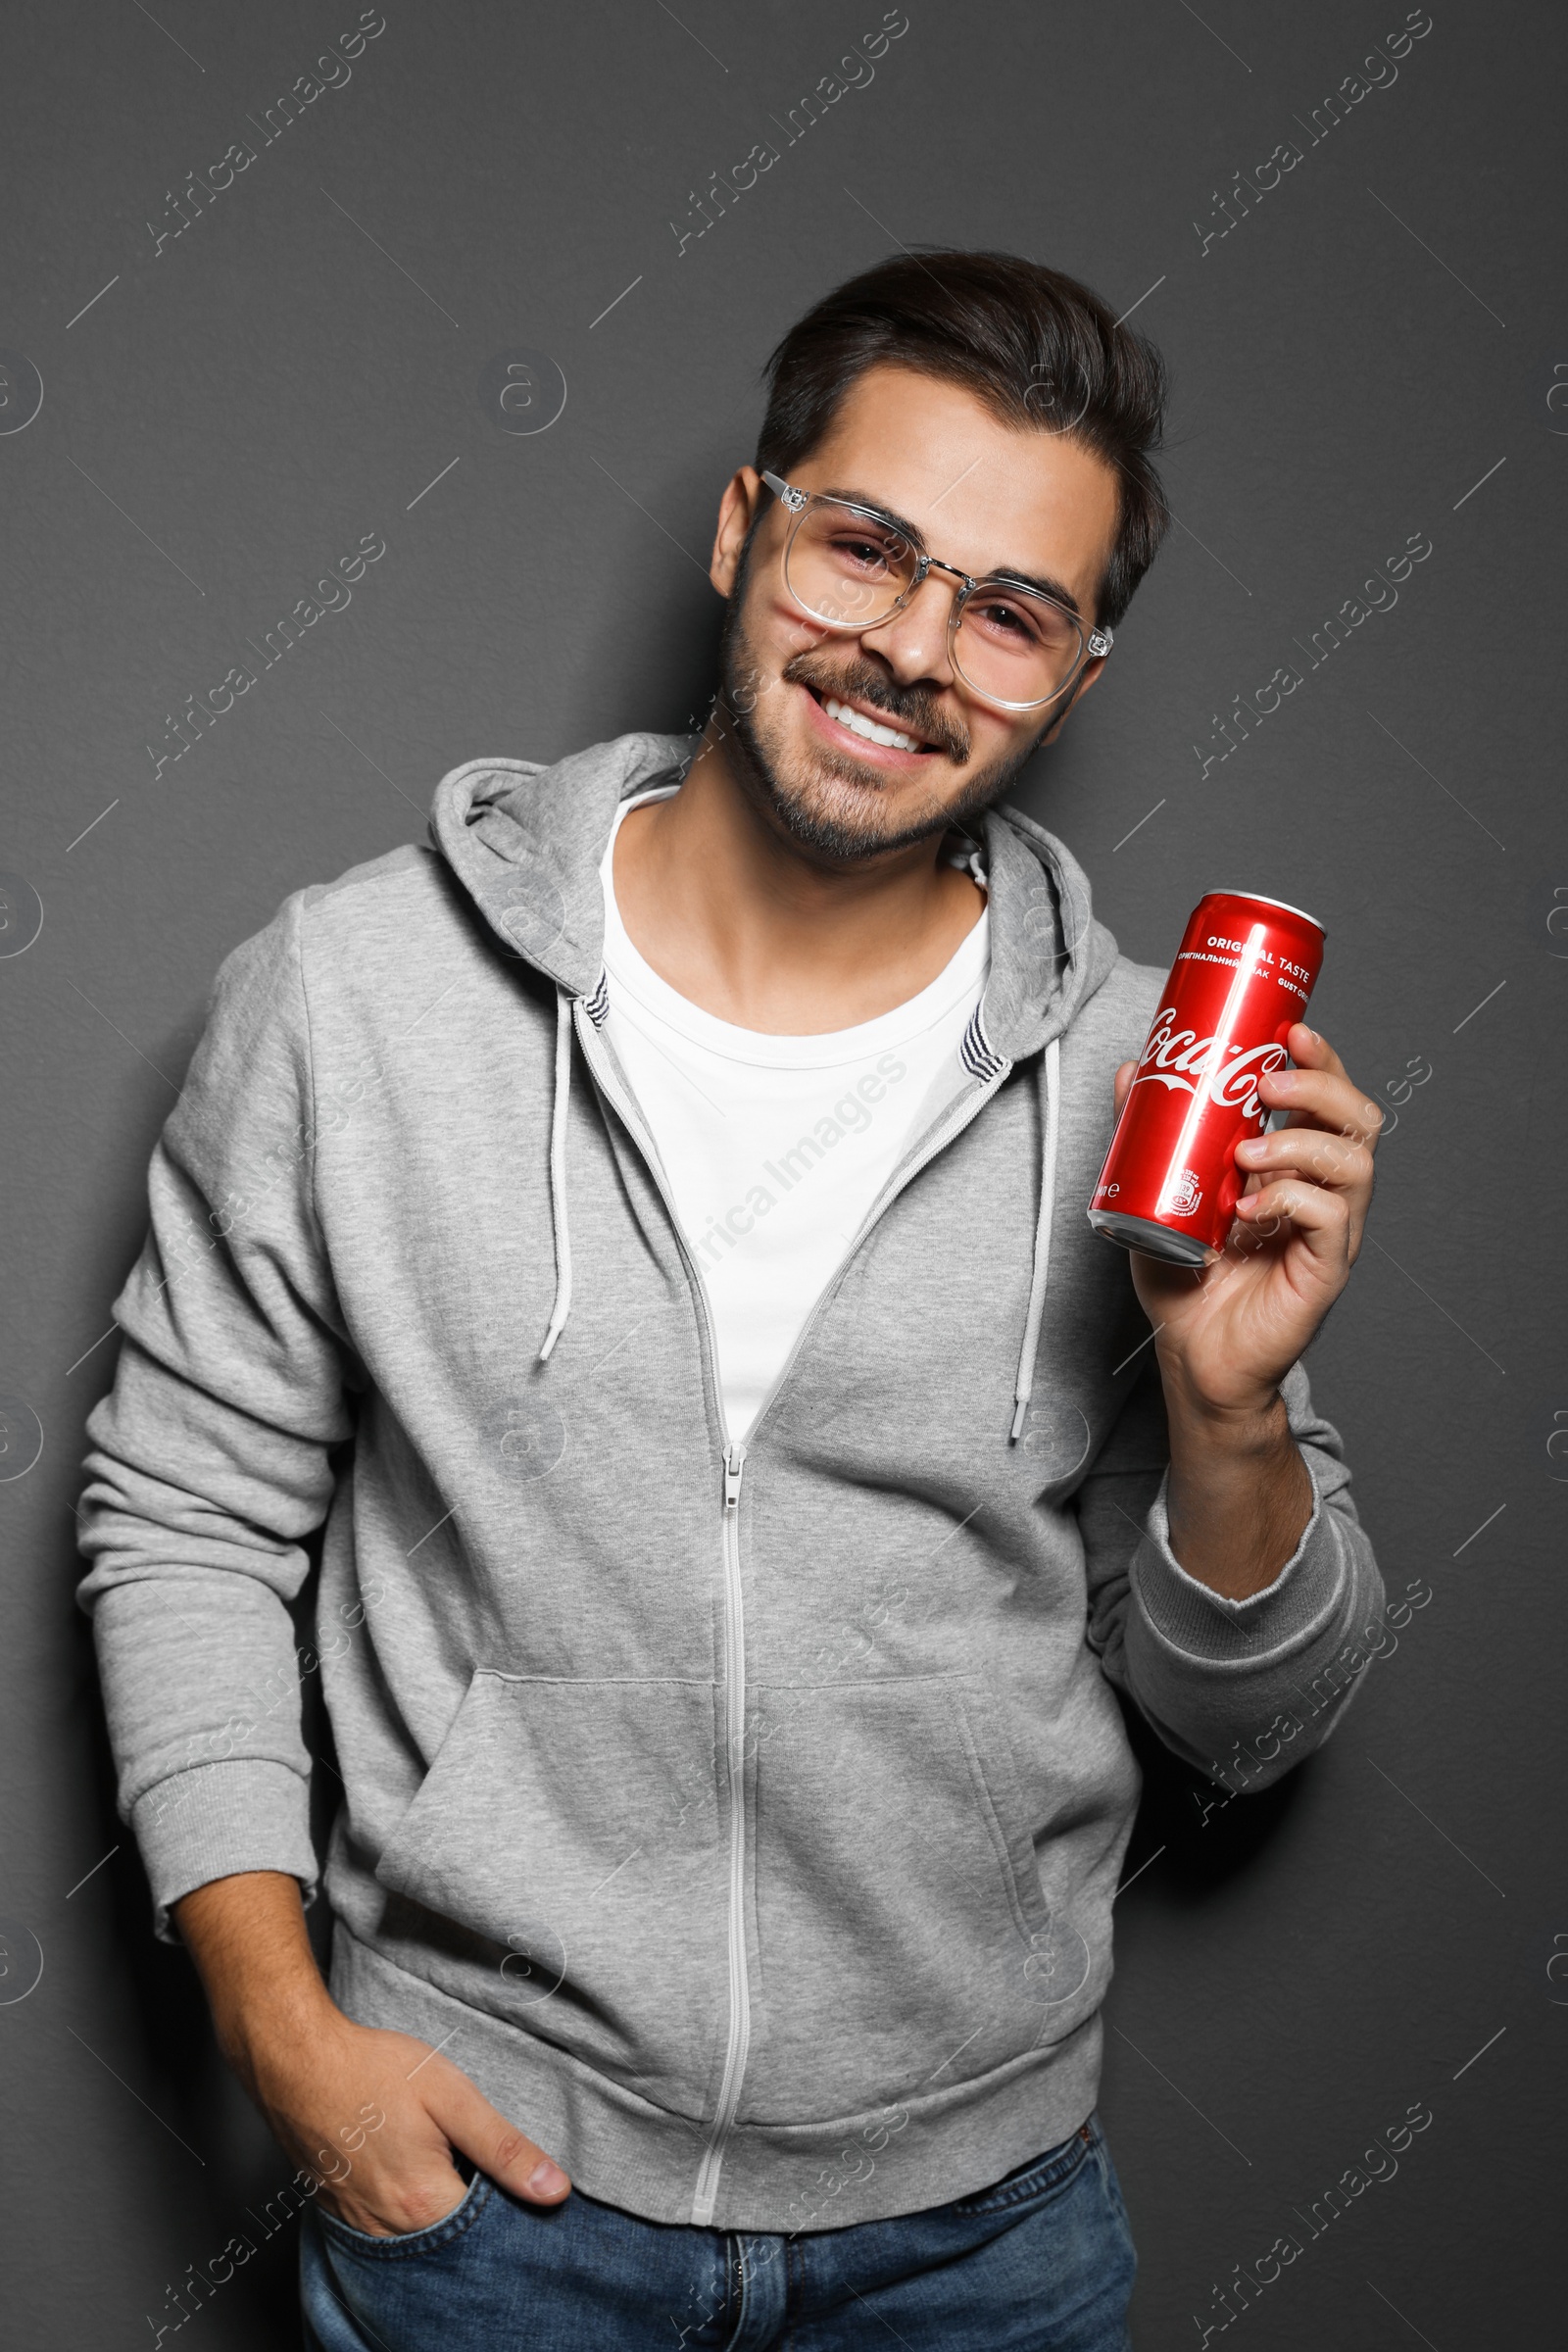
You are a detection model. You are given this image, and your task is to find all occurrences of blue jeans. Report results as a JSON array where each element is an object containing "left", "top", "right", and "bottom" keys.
[{"left": 300, "top": 2112, "right": 1135, "bottom": 2350}]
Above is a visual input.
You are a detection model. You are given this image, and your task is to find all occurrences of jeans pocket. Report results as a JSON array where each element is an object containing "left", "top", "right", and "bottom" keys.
[
  {"left": 952, "top": 2118, "right": 1097, "bottom": 2216},
  {"left": 316, "top": 2167, "right": 493, "bottom": 2259}
]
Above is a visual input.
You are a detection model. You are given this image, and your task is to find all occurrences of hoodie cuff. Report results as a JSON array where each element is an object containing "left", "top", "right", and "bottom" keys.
[
  {"left": 131, "top": 1758, "right": 319, "bottom": 1942},
  {"left": 1130, "top": 1457, "right": 1349, "bottom": 1668}
]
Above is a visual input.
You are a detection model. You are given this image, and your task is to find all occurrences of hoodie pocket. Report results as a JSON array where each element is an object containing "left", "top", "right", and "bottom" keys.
[
  {"left": 745, "top": 1675, "right": 1091, "bottom": 2120},
  {"left": 373, "top": 1671, "right": 730, "bottom": 2110}
]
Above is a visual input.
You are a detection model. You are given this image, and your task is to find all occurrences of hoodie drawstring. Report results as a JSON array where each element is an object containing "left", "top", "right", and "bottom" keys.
[
  {"left": 538, "top": 987, "right": 575, "bottom": 1361},
  {"left": 1010, "top": 1035, "right": 1061, "bottom": 1442}
]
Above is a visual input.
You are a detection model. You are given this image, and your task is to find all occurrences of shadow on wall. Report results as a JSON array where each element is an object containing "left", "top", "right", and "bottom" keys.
[{"left": 1113, "top": 1690, "right": 1307, "bottom": 1896}]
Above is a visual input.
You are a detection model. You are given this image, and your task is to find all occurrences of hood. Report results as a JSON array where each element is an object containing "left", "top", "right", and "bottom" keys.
[{"left": 426, "top": 731, "right": 1122, "bottom": 1057}]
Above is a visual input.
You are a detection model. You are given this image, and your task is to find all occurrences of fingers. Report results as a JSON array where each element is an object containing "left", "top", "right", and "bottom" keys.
[
  {"left": 1259, "top": 1026, "right": 1385, "bottom": 1152},
  {"left": 1235, "top": 1126, "right": 1374, "bottom": 1195},
  {"left": 420, "top": 2054, "right": 571, "bottom": 2204},
  {"left": 1258, "top": 1066, "right": 1383, "bottom": 1145},
  {"left": 1112, "top": 1058, "right": 1136, "bottom": 1115},
  {"left": 1234, "top": 1173, "right": 1351, "bottom": 1271},
  {"left": 1235, "top": 1118, "right": 1374, "bottom": 1262},
  {"left": 1286, "top": 1021, "right": 1345, "bottom": 1076}
]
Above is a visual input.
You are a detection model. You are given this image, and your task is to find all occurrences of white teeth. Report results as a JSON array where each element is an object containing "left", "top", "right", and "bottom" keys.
[{"left": 824, "top": 695, "right": 921, "bottom": 752}]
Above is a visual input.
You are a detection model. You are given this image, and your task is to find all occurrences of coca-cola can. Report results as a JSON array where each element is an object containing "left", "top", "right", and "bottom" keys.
[{"left": 1088, "top": 891, "right": 1327, "bottom": 1266}]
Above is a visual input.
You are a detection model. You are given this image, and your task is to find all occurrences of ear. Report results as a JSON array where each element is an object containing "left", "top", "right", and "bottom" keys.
[
  {"left": 1034, "top": 650, "right": 1108, "bottom": 746},
  {"left": 710, "top": 466, "right": 767, "bottom": 598}
]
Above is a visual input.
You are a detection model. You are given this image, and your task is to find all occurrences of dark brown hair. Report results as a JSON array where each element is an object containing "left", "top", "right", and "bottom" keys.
[{"left": 756, "top": 249, "right": 1170, "bottom": 630}]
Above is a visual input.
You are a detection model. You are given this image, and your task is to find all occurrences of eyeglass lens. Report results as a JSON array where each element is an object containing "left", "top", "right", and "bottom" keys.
[{"left": 782, "top": 500, "right": 1085, "bottom": 707}]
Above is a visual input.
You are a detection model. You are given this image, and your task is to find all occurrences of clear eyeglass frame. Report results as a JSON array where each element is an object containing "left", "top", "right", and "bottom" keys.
[{"left": 760, "top": 469, "right": 1113, "bottom": 712}]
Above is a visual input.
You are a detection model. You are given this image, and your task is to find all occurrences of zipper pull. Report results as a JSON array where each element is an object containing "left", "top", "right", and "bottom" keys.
[{"left": 722, "top": 1443, "right": 745, "bottom": 1509}]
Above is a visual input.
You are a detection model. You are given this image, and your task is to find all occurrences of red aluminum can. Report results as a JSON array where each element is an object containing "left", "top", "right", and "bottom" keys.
[{"left": 1088, "top": 891, "right": 1326, "bottom": 1266}]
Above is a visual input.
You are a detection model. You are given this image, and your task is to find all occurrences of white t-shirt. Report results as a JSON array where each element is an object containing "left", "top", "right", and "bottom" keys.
[{"left": 598, "top": 790, "right": 989, "bottom": 1443}]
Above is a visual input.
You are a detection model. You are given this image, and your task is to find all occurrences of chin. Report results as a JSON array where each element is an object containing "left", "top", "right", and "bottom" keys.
[{"left": 761, "top": 750, "right": 961, "bottom": 860}]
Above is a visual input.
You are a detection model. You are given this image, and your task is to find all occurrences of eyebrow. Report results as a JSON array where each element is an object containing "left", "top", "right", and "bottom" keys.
[{"left": 812, "top": 483, "right": 1086, "bottom": 619}]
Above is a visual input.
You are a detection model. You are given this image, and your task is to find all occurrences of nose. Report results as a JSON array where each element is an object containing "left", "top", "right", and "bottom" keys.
[{"left": 858, "top": 571, "right": 956, "bottom": 689}]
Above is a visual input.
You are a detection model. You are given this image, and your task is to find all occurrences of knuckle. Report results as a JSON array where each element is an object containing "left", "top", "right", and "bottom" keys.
[
  {"left": 394, "top": 2181, "right": 453, "bottom": 2231},
  {"left": 489, "top": 2129, "right": 534, "bottom": 2177}
]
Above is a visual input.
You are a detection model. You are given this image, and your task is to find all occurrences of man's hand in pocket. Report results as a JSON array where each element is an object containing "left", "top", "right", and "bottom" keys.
[{"left": 173, "top": 1871, "right": 571, "bottom": 2236}]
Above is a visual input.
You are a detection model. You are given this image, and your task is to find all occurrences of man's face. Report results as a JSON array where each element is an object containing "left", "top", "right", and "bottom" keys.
[{"left": 709, "top": 363, "right": 1121, "bottom": 863}]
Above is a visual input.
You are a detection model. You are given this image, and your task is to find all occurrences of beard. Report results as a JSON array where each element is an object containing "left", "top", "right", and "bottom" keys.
[{"left": 714, "top": 541, "right": 1055, "bottom": 863}]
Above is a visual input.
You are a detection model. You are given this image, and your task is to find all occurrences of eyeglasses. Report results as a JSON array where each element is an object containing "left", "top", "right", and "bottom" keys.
[{"left": 760, "top": 470, "right": 1112, "bottom": 712}]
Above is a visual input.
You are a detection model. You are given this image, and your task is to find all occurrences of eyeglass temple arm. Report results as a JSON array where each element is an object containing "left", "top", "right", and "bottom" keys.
[{"left": 760, "top": 469, "right": 808, "bottom": 513}]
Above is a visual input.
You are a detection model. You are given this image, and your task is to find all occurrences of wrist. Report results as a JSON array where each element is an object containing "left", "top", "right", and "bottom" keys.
[
  {"left": 173, "top": 1870, "right": 338, "bottom": 2075},
  {"left": 213, "top": 1960, "right": 339, "bottom": 2076},
  {"left": 1161, "top": 1387, "right": 1311, "bottom": 1602},
  {"left": 1162, "top": 1366, "right": 1289, "bottom": 1454}
]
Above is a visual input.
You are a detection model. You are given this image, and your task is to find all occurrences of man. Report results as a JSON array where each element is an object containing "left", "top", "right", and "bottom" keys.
[{"left": 78, "top": 252, "right": 1385, "bottom": 2349}]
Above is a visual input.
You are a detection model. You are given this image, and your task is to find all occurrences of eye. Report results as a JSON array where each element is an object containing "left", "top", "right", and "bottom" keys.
[
  {"left": 965, "top": 589, "right": 1079, "bottom": 656},
  {"left": 973, "top": 597, "right": 1035, "bottom": 638},
  {"left": 830, "top": 531, "right": 898, "bottom": 573}
]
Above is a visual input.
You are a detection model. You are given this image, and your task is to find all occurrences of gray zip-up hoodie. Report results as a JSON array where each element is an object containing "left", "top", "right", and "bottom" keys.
[{"left": 77, "top": 730, "right": 1384, "bottom": 2231}]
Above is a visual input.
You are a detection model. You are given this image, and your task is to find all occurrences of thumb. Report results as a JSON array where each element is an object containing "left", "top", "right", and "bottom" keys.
[
  {"left": 1112, "top": 1058, "right": 1136, "bottom": 1116},
  {"left": 419, "top": 2055, "right": 571, "bottom": 2204}
]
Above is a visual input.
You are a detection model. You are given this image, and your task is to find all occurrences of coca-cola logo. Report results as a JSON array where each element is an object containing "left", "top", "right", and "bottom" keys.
[{"left": 1133, "top": 1005, "right": 1287, "bottom": 1120}]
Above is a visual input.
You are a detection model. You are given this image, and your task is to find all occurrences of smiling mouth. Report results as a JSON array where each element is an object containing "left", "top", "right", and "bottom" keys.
[{"left": 812, "top": 690, "right": 940, "bottom": 755}]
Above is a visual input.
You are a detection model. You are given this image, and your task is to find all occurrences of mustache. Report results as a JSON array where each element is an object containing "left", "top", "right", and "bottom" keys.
[{"left": 779, "top": 650, "right": 970, "bottom": 763}]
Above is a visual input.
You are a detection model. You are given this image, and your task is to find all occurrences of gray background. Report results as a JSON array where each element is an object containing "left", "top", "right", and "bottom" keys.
[{"left": 2, "top": 2, "right": 1564, "bottom": 2343}]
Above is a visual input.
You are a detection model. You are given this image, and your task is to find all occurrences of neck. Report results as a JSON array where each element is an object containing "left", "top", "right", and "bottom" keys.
[{"left": 612, "top": 717, "right": 986, "bottom": 1034}]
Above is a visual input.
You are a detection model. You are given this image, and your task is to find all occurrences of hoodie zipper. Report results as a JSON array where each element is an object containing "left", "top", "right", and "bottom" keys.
[
  {"left": 570, "top": 1001, "right": 1012, "bottom": 2221},
  {"left": 691, "top": 1438, "right": 750, "bottom": 2226}
]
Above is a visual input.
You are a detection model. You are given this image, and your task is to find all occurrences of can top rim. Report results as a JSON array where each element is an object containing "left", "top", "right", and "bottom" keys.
[{"left": 1201, "top": 889, "right": 1327, "bottom": 936}]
